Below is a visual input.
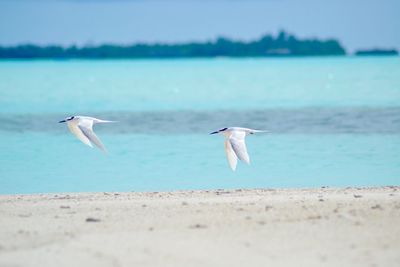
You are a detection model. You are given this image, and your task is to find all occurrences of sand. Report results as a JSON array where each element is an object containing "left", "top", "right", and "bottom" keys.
[{"left": 0, "top": 187, "right": 399, "bottom": 267}]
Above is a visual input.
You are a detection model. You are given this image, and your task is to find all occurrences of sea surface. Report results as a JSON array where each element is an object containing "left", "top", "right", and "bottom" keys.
[{"left": 0, "top": 57, "right": 399, "bottom": 194}]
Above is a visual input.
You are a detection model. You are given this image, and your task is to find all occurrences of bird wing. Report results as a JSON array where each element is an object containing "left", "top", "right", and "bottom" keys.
[
  {"left": 224, "top": 139, "right": 238, "bottom": 171},
  {"left": 229, "top": 131, "right": 250, "bottom": 164},
  {"left": 67, "top": 120, "right": 93, "bottom": 148},
  {"left": 78, "top": 119, "right": 106, "bottom": 152}
]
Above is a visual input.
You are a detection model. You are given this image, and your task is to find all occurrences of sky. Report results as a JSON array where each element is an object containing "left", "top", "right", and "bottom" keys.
[{"left": 0, "top": 0, "right": 399, "bottom": 52}]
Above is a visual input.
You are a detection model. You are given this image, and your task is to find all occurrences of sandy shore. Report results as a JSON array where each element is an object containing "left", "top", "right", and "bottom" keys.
[{"left": 0, "top": 187, "right": 399, "bottom": 267}]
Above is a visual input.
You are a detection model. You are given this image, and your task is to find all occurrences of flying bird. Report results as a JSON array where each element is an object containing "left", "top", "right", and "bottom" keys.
[
  {"left": 59, "top": 116, "right": 114, "bottom": 152},
  {"left": 210, "top": 127, "right": 267, "bottom": 171}
]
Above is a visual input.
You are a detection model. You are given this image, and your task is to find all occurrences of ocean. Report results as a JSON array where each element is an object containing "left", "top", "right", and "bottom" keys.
[{"left": 0, "top": 57, "right": 399, "bottom": 194}]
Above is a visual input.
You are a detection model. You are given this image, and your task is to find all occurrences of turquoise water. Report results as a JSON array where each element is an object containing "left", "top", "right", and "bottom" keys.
[{"left": 0, "top": 57, "right": 399, "bottom": 194}]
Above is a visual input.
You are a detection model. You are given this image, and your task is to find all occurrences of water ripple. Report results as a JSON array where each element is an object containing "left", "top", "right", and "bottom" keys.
[{"left": 1, "top": 107, "right": 399, "bottom": 134}]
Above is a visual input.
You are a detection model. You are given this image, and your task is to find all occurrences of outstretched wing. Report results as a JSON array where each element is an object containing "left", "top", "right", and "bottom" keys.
[
  {"left": 224, "top": 139, "right": 238, "bottom": 171},
  {"left": 67, "top": 120, "right": 93, "bottom": 148},
  {"left": 78, "top": 119, "right": 106, "bottom": 152},
  {"left": 229, "top": 131, "right": 250, "bottom": 164}
]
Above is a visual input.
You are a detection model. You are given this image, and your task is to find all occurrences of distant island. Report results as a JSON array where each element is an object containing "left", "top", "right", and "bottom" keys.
[
  {"left": 355, "top": 49, "right": 398, "bottom": 56},
  {"left": 0, "top": 31, "right": 347, "bottom": 59}
]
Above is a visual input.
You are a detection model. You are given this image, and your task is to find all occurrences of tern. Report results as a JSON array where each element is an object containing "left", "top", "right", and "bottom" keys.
[
  {"left": 210, "top": 127, "right": 267, "bottom": 171},
  {"left": 59, "top": 116, "right": 114, "bottom": 152}
]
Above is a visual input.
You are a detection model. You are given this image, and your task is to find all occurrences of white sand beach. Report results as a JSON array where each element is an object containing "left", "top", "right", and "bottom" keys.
[{"left": 0, "top": 187, "right": 399, "bottom": 267}]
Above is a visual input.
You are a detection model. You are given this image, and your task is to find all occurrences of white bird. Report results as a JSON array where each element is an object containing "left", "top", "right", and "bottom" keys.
[
  {"left": 210, "top": 127, "right": 267, "bottom": 171},
  {"left": 59, "top": 116, "right": 115, "bottom": 152}
]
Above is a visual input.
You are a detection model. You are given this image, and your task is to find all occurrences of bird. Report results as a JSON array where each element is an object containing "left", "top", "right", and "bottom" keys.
[
  {"left": 58, "top": 116, "right": 115, "bottom": 152},
  {"left": 210, "top": 127, "right": 267, "bottom": 171}
]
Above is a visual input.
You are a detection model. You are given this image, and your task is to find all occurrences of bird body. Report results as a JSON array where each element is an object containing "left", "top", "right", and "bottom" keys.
[
  {"left": 210, "top": 127, "right": 267, "bottom": 171},
  {"left": 59, "top": 116, "right": 114, "bottom": 152}
]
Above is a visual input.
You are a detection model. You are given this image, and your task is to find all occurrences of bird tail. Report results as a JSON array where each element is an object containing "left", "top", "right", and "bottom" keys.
[{"left": 97, "top": 120, "right": 117, "bottom": 123}]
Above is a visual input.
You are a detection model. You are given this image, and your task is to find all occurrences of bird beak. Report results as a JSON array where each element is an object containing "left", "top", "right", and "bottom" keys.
[
  {"left": 209, "top": 131, "right": 219, "bottom": 135},
  {"left": 58, "top": 120, "right": 66, "bottom": 123}
]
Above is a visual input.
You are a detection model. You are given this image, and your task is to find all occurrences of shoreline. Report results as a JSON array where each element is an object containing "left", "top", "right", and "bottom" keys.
[
  {"left": 1, "top": 186, "right": 399, "bottom": 266},
  {"left": 0, "top": 55, "right": 398, "bottom": 62},
  {"left": 1, "top": 185, "right": 398, "bottom": 197}
]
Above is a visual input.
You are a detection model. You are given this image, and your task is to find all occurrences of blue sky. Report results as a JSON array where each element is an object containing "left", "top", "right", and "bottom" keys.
[{"left": 0, "top": 0, "right": 399, "bottom": 52}]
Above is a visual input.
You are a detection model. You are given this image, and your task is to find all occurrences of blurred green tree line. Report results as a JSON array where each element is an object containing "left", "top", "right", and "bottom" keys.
[{"left": 0, "top": 31, "right": 346, "bottom": 59}]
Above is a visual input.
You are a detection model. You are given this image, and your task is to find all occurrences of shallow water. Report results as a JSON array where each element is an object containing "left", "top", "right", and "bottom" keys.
[{"left": 0, "top": 57, "right": 399, "bottom": 194}]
